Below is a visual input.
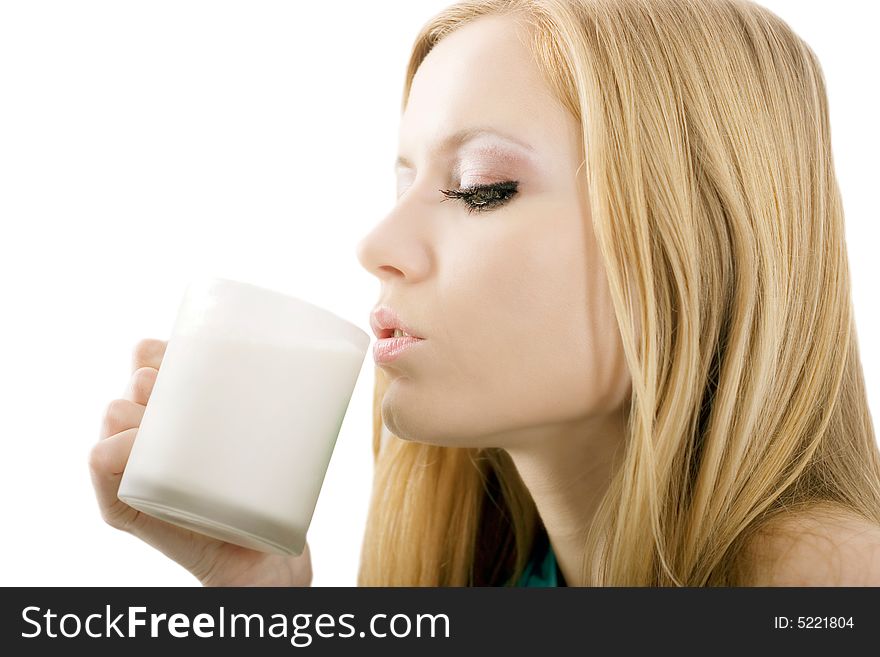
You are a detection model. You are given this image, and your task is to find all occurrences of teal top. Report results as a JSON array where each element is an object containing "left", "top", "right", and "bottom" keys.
[{"left": 514, "top": 536, "right": 567, "bottom": 587}]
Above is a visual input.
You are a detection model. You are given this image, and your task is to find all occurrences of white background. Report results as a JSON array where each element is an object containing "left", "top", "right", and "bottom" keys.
[{"left": 0, "top": 1, "right": 876, "bottom": 586}]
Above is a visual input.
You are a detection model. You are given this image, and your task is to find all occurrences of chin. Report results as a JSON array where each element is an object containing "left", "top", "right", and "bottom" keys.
[
  {"left": 380, "top": 380, "right": 489, "bottom": 448},
  {"left": 380, "top": 400, "right": 452, "bottom": 447}
]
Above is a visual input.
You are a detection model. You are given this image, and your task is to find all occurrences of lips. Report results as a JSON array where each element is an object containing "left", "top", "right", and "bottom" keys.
[
  {"left": 372, "top": 334, "right": 424, "bottom": 365},
  {"left": 370, "top": 305, "right": 425, "bottom": 340}
]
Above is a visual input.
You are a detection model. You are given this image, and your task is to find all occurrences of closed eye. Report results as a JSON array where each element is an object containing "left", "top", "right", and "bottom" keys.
[{"left": 439, "top": 180, "right": 519, "bottom": 215}]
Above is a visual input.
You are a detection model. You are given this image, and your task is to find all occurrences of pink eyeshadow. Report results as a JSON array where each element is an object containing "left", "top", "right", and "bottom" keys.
[{"left": 455, "top": 143, "right": 536, "bottom": 182}]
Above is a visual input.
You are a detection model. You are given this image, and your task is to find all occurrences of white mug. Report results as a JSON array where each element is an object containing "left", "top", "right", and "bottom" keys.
[{"left": 117, "top": 276, "right": 370, "bottom": 556}]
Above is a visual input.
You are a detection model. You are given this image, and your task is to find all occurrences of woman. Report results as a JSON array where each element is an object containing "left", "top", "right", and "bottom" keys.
[{"left": 90, "top": 0, "right": 880, "bottom": 586}]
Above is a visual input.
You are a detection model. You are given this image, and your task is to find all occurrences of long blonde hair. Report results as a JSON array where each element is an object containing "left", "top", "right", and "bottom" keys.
[{"left": 357, "top": 0, "right": 880, "bottom": 586}]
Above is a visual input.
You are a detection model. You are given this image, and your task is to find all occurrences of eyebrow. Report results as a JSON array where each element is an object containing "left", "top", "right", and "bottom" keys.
[{"left": 394, "top": 127, "right": 535, "bottom": 171}]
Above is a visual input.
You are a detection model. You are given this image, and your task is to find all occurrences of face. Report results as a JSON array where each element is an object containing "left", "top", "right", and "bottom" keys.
[{"left": 356, "top": 15, "right": 631, "bottom": 449}]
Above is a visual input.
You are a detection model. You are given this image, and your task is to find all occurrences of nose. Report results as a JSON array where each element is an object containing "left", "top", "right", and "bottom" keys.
[
  {"left": 354, "top": 236, "right": 373, "bottom": 272},
  {"left": 355, "top": 234, "right": 396, "bottom": 279},
  {"left": 355, "top": 203, "right": 431, "bottom": 283},
  {"left": 355, "top": 233, "right": 413, "bottom": 283}
]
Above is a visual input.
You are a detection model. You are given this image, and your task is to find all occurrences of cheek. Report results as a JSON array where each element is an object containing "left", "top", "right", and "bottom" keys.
[
  {"left": 439, "top": 220, "right": 551, "bottom": 368},
  {"left": 437, "top": 202, "right": 620, "bottom": 416},
  {"left": 382, "top": 207, "right": 630, "bottom": 446}
]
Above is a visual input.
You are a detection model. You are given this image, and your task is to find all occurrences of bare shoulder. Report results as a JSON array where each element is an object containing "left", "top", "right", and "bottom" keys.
[{"left": 743, "top": 504, "right": 880, "bottom": 586}]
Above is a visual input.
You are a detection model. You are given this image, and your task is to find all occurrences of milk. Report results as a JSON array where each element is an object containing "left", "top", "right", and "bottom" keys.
[{"left": 117, "top": 277, "right": 369, "bottom": 556}]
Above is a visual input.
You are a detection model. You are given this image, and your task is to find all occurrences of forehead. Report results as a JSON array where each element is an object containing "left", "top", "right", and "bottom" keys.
[{"left": 397, "top": 15, "right": 569, "bottom": 164}]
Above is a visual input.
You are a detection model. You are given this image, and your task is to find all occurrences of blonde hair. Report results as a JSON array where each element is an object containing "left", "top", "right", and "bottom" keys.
[{"left": 357, "top": 0, "right": 880, "bottom": 586}]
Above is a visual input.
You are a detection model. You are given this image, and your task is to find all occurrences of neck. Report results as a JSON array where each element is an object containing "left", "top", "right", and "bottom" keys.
[{"left": 504, "top": 406, "right": 628, "bottom": 587}]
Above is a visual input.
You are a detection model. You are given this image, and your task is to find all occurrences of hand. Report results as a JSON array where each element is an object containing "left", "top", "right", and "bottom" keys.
[{"left": 88, "top": 338, "right": 313, "bottom": 586}]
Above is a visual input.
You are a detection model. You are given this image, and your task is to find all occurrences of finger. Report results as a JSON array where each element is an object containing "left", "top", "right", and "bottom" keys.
[
  {"left": 132, "top": 338, "right": 167, "bottom": 374},
  {"left": 88, "top": 428, "right": 225, "bottom": 578},
  {"left": 88, "top": 427, "right": 138, "bottom": 510},
  {"left": 124, "top": 367, "right": 158, "bottom": 405},
  {"left": 100, "top": 398, "right": 146, "bottom": 440}
]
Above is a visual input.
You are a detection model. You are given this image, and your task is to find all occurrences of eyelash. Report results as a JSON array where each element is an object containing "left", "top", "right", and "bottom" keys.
[{"left": 438, "top": 180, "right": 520, "bottom": 215}]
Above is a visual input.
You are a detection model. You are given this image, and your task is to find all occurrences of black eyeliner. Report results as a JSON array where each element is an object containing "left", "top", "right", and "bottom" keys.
[{"left": 439, "top": 180, "right": 520, "bottom": 214}]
